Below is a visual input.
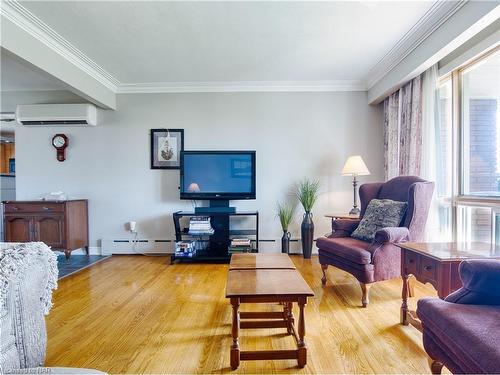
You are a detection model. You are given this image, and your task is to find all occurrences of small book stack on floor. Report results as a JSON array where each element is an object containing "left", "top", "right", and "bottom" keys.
[
  {"left": 188, "top": 216, "right": 214, "bottom": 235},
  {"left": 228, "top": 238, "right": 252, "bottom": 254}
]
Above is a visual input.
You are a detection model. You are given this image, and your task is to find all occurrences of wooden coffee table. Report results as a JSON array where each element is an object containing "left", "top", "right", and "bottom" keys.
[
  {"left": 398, "top": 241, "right": 500, "bottom": 330},
  {"left": 226, "top": 268, "right": 314, "bottom": 369},
  {"left": 229, "top": 253, "right": 296, "bottom": 270}
]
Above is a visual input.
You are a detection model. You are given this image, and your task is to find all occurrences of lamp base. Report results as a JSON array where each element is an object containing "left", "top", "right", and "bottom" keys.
[{"left": 349, "top": 207, "right": 360, "bottom": 216}]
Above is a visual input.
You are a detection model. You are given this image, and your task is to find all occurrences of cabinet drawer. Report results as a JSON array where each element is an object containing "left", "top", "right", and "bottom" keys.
[
  {"left": 4, "top": 203, "right": 64, "bottom": 213},
  {"left": 403, "top": 250, "right": 418, "bottom": 275},
  {"left": 419, "top": 257, "right": 438, "bottom": 283}
]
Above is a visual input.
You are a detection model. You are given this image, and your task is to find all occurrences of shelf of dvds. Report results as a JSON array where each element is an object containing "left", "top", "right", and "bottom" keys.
[{"left": 172, "top": 210, "right": 259, "bottom": 264}]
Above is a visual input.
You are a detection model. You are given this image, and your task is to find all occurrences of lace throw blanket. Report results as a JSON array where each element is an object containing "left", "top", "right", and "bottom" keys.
[{"left": 0, "top": 242, "right": 58, "bottom": 316}]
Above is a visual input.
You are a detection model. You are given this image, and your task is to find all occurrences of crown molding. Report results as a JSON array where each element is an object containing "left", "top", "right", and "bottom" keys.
[
  {"left": 366, "top": 0, "right": 467, "bottom": 89},
  {"left": 0, "top": 0, "right": 120, "bottom": 92},
  {"left": 1, "top": 0, "right": 469, "bottom": 96},
  {"left": 116, "top": 80, "right": 367, "bottom": 94}
]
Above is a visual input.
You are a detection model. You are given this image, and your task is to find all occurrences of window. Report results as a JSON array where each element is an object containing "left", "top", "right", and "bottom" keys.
[
  {"left": 437, "top": 46, "right": 500, "bottom": 244},
  {"left": 460, "top": 49, "right": 500, "bottom": 197},
  {"left": 456, "top": 205, "right": 492, "bottom": 243}
]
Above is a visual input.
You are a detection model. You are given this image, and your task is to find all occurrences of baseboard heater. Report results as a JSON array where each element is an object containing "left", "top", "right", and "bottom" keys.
[
  {"left": 101, "top": 239, "right": 173, "bottom": 255},
  {"left": 101, "top": 238, "right": 309, "bottom": 255}
]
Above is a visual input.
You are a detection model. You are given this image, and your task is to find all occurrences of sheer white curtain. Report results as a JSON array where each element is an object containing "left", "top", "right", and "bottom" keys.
[{"left": 421, "top": 64, "right": 451, "bottom": 241}]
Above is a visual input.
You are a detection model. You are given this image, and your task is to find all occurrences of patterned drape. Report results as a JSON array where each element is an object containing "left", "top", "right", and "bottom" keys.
[{"left": 383, "top": 75, "right": 423, "bottom": 180}]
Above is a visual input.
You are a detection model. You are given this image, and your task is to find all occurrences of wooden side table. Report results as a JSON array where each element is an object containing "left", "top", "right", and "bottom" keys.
[
  {"left": 324, "top": 213, "right": 359, "bottom": 236},
  {"left": 324, "top": 213, "right": 360, "bottom": 220},
  {"left": 397, "top": 242, "right": 500, "bottom": 330}
]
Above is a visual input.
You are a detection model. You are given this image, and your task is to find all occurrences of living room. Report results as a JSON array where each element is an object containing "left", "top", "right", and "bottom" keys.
[{"left": 0, "top": 1, "right": 499, "bottom": 374}]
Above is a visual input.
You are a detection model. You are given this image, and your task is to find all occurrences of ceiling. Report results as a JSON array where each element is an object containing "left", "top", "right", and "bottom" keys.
[
  {"left": 0, "top": 51, "right": 65, "bottom": 91},
  {"left": 11, "top": 1, "right": 435, "bottom": 89}
]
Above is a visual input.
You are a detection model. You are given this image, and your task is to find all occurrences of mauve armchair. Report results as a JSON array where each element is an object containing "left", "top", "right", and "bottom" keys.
[
  {"left": 417, "top": 259, "right": 500, "bottom": 374},
  {"left": 317, "top": 176, "right": 434, "bottom": 307}
]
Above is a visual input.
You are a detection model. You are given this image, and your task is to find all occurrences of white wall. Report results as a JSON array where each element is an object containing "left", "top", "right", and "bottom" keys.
[{"left": 3, "top": 90, "right": 383, "bottom": 253}]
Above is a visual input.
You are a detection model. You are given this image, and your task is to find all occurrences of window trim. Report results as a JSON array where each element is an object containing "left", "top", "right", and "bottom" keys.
[{"left": 456, "top": 45, "right": 500, "bottom": 200}]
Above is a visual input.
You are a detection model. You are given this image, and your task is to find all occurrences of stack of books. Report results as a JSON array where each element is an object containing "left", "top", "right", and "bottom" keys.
[
  {"left": 174, "top": 240, "right": 196, "bottom": 258},
  {"left": 228, "top": 238, "right": 252, "bottom": 254},
  {"left": 188, "top": 216, "right": 214, "bottom": 235}
]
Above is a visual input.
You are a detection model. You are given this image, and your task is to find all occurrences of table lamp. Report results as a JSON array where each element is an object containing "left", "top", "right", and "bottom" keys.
[
  {"left": 341, "top": 155, "right": 370, "bottom": 215},
  {"left": 187, "top": 182, "right": 200, "bottom": 193}
]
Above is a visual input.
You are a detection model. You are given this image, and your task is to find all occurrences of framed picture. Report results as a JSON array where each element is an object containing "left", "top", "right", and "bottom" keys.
[{"left": 150, "top": 129, "right": 184, "bottom": 169}]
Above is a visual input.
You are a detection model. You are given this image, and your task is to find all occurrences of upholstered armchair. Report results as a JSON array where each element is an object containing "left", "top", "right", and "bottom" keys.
[
  {"left": 317, "top": 176, "right": 434, "bottom": 307},
  {"left": 417, "top": 259, "right": 500, "bottom": 374}
]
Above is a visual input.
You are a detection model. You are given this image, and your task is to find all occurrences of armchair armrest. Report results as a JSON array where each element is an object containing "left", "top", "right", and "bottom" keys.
[
  {"left": 445, "top": 259, "right": 500, "bottom": 305},
  {"left": 374, "top": 227, "right": 410, "bottom": 244}
]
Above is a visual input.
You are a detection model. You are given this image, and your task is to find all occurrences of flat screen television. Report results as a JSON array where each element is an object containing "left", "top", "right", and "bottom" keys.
[{"left": 180, "top": 151, "right": 256, "bottom": 201}]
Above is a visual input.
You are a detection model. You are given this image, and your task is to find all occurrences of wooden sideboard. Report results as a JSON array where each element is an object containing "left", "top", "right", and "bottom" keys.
[{"left": 3, "top": 200, "right": 89, "bottom": 259}]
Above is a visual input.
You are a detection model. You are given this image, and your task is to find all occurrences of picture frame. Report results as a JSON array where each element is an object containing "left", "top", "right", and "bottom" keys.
[{"left": 150, "top": 129, "right": 184, "bottom": 169}]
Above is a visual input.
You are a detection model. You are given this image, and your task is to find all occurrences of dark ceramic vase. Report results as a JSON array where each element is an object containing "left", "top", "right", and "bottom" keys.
[
  {"left": 281, "top": 231, "right": 291, "bottom": 254},
  {"left": 301, "top": 211, "right": 314, "bottom": 259}
]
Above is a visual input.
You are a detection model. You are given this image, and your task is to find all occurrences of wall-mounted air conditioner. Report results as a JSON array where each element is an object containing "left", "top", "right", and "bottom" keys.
[{"left": 16, "top": 104, "right": 97, "bottom": 126}]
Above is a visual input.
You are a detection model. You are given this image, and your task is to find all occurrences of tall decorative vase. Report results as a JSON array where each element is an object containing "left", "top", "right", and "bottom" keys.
[
  {"left": 281, "top": 231, "right": 291, "bottom": 254},
  {"left": 301, "top": 211, "right": 314, "bottom": 259}
]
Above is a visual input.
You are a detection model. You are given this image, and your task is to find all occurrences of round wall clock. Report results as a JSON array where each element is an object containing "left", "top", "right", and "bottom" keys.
[{"left": 52, "top": 134, "right": 68, "bottom": 162}]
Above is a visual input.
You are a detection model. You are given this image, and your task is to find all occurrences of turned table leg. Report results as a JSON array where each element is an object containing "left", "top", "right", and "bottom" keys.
[
  {"left": 230, "top": 298, "right": 240, "bottom": 370},
  {"left": 297, "top": 297, "right": 307, "bottom": 368},
  {"left": 401, "top": 273, "right": 409, "bottom": 325},
  {"left": 287, "top": 302, "right": 294, "bottom": 334}
]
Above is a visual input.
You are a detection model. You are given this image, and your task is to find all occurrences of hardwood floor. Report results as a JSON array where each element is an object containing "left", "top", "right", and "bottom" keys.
[{"left": 46, "top": 255, "right": 438, "bottom": 374}]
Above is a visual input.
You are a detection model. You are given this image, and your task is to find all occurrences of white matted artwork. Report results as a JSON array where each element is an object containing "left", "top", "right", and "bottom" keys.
[{"left": 150, "top": 129, "right": 184, "bottom": 169}]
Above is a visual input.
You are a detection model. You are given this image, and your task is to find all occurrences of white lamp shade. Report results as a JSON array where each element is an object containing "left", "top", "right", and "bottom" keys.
[{"left": 341, "top": 155, "right": 370, "bottom": 176}]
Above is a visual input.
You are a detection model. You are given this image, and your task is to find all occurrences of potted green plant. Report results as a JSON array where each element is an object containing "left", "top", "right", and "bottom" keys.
[
  {"left": 277, "top": 202, "right": 295, "bottom": 254},
  {"left": 296, "top": 179, "right": 320, "bottom": 259}
]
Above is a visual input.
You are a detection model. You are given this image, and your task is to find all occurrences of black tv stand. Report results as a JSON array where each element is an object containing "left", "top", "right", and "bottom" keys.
[
  {"left": 195, "top": 199, "right": 235, "bottom": 214},
  {"left": 172, "top": 210, "right": 258, "bottom": 264}
]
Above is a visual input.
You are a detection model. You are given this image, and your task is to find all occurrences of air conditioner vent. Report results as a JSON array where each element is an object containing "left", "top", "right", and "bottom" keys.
[
  {"left": 16, "top": 104, "right": 97, "bottom": 126},
  {"left": 21, "top": 120, "right": 89, "bottom": 125}
]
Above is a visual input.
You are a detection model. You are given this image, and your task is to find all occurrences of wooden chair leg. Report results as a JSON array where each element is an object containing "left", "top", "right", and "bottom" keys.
[
  {"left": 427, "top": 358, "right": 444, "bottom": 374},
  {"left": 321, "top": 264, "right": 328, "bottom": 285},
  {"left": 359, "top": 282, "right": 371, "bottom": 307}
]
